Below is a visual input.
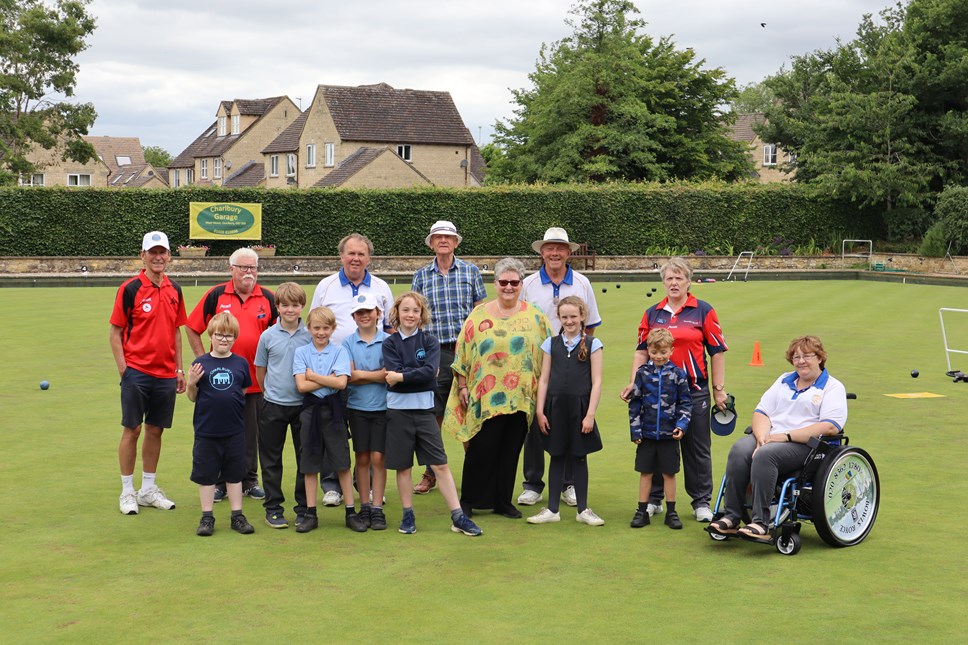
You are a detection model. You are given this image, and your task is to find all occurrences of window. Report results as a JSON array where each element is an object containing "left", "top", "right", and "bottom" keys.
[
  {"left": 397, "top": 144, "right": 412, "bottom": 162},
  {"left": 218, "top": 116, "right": 227, "bottom": 137},
  {"left": 172, "top": 169, "right": 181, "bottom": 188},
  {"left": 270, "top": 155, "right": 279, "bottom": 177},
  {"left": 231, "top": 115, "right": 240, "bottom": 135},
  {"left": 787, "top": 151, "right": 798, "bottom": 166},
  {"left": 324, "top": 143, "right": 335, "bottom": 167},
  {"left": 306, "top": 144, "right": 316, "bottom": 168},
  {"left": 214, "top": 158, "right": 222, "bottom": 179},
  {"left": 200, "top": 159, "right": 208, "bottom": 179},
  {"left": 67, "top": 174, "right": 91, "bottom": 186},
  {"left": 186, "top": 168, "right": 194, "bottom": 184},
  {"left": 286, "top": 154, "right": 296, "bottom": 177},
  {"left": 20, "top": 173, "right": 44, "bottom": 186},
  {"left": 763, "top": 144, "right": 777, "bottom": 166},
  {"left": 116, "top": 155, "right": 132, "bottom": 166}
]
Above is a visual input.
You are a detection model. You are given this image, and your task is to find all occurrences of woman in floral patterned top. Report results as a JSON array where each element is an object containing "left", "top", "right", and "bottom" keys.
[{"left": 443, "top": 258, "right": 553, "bottom": 519}]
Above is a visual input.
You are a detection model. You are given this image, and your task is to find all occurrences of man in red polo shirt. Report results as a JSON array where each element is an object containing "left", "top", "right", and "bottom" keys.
[
  {"left": 186, "top": 247, "right": 277, "bottom": 501},
  {"left": 110, "top": 231, "right": 188, "bottom": 515}
]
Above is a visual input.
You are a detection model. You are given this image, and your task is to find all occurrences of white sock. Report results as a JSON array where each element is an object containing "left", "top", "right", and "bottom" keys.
[
  {"left": 141, "top": 472, "right": 157, "bottom": 492},
  {"left": 121, "top": 475, "right": 136, "bottom": 495}
]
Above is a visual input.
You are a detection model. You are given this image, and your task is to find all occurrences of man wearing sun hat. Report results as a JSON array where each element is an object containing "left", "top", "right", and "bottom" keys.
[
  {"left": 517, "top": 226, "right": 602, "bottom": 508},
  {"left": 109, "top": 231, "right": 188, "bottom": 515},
  {"left": 411, "top": 220, "right": 487, "bottom": 494}
]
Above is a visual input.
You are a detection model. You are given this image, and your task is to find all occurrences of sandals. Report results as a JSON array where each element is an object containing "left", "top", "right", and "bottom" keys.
[
  {"left": 738, "top": 521, "right": 772, "bottom": 542},
  {"left": 706, "top": 517, "right": 740, "bottom": 535}
]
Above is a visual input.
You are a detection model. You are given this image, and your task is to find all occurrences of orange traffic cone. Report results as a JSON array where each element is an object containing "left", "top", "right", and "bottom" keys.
[{"left": 749, "top": 341, "right": 764, "bottom": 367}]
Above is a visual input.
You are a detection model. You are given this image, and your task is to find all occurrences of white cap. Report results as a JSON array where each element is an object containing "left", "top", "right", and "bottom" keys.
[
  {"left": 142, "top": 231, "right": 170, "bottom": 251},
  {"left": 532, "top": 226, "right": 579, "bottom": 253},
  {"left": 425, "top": 220, "right": 463, "bottom": 247},
  {"left": 350, "top": 293, "right": 381, "bottom": 314}
]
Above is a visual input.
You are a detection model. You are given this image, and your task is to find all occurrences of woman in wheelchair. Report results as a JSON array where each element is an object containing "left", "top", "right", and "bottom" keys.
[{"left": 709, "top": 336, "right": 848, "bottom": 541}]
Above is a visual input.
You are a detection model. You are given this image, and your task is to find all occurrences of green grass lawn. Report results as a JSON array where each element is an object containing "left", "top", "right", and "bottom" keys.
[{"left": 2, "top": 278, "right": 966, "bottom": 643}]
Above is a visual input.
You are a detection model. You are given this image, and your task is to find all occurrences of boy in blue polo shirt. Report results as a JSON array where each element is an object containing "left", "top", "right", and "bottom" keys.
[
  {"left": 254, "top": 282, "right": 312, "bottom": 529},
  {"left": 187, "top": 312, "right": 254, "bottom": 536},
  {"left": 293, "top": 306, "right": 367, "bottom": 533},
  {"left": 342, "top": 293, "right": 390, "bottom": 530}
]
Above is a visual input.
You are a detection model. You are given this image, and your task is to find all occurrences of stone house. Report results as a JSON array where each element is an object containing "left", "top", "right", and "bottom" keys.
[
  {"left": 728, "top": 112, "right": 795, "bottom": 183},
  {"left": 261, "top": 83, "right": 485, "bottom": 189},
  {"left": 19, "top": 135, "right": 166, "bottom": 188},
  {"left": 168, "top": 96, "right": 301, "bottom": 188}
]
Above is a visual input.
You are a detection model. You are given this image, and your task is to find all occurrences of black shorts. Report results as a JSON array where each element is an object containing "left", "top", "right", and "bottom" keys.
[
  {"left": 191, "top": 434, "right": 246, "bottom": 486},
  {"left": 346, "top": 408, "right": 387, "bottom": 454},
  {"left": 120, "top": 367, "right": 177, "bottom": 429},
  {"left": 298, "top": 403, "right": 351, "bottom": 474},
  {"left": 635, "top": 439, "right": 681, "bottom": 475},
  {"left": 385, "top": 409, "right": 448, "bottom": 471},
  {"left": 433, "top": 344, "right": 456, "bottom": 417}
]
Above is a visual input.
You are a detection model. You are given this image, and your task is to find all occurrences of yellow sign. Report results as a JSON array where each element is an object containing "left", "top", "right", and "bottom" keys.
[
  {"left": 189, "top": 202, "right": 262, "bottom": 240},
  {"left": 882, "top": 392, "right": 946, "bottom": 399}
]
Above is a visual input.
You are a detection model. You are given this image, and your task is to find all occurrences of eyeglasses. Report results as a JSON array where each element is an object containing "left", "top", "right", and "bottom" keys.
[
  {"left": 212, "top": 333, "right": 235, "bottom": 341},
  {"left": 232, "top": 264, "right": 258, "bottom": 273},
  {"left": 791, "top": 353, "right": 817, "bottom": 362},
  {"left": 496, "top": 279, "right": 521, "bottom": 287}
]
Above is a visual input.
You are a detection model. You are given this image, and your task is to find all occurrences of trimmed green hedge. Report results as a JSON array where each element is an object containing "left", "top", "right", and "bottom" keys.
[{"left": 0, "top": 183, "right": 883, "bottom": 256}]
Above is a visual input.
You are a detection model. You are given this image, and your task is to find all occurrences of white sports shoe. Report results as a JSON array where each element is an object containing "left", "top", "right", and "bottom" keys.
[
  {"left": 516, "top": 489, "right": 542, "bottom": 506},
  {"left": 119, "top": 491, "right": 139, "bottom": 515},
  {"left": 322, "top": 490, "right": 343, "bottom": 507},
  {"left": 576, "top": 508, "right": 605, "bottom": 526},
  {"left": 561, "top": 485, "right": 578, "bottom": 507},
  {"left": 647, "top": 502, "right": 663, "bottom": 516},
  {"left": 137, "top": 487, "right": 175, "bottom": 510},
  {"left": 694, "top": 506, "right": 714, "bottom": 522},
  {"left": 526, "top": 508, "right": 561, "bottom": 524}
]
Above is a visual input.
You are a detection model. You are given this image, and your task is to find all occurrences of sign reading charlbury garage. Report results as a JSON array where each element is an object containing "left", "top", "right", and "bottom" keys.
[{"left": 189, "top": 202, "right": 262, "bottom": 240}]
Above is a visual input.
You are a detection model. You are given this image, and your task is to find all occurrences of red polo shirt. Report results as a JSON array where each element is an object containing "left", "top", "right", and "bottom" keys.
[
  {"left": 186, "top": 281, "right": 277, "bottom": 394},
  {"left": 110, "top": 270, "right": 188, "bottom": 378}
]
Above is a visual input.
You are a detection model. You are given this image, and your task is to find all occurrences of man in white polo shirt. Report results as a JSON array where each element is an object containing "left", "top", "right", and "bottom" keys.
[
  {"left": 310, "top": 233, "right": 393, "bottom": 504},
  {"left": 517, "top": 227, "right": 602, "bottom": 508}
]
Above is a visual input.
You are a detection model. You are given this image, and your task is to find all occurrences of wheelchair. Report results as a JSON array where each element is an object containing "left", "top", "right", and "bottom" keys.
[{"left": 707, "top": 420, "right": 880, "bottom": 556}]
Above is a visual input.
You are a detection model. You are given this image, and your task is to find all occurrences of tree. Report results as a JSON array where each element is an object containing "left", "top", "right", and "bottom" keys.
[
  {"left": 730, "top": 81, "right": 776, "bottom": 114},
  {"left": 758, "top": 0, "right": 968, "bottom": 210},
  {"left": 490, "top": 0, "right": 751, "bottom": 184},
  {"left": 143, "top": 145, "right": 172, "bottom": 168},
  {"left": 0, "top": 0, "right": 97, "bottom": 185}
]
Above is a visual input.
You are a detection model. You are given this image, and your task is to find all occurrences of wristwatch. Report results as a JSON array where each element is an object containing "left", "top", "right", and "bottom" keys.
[
  {"left": 786, "top": 433, "right": 792, "bottom": 442},
  {"left": 712, "top": 384, "right": 725, "bottom": 392}
]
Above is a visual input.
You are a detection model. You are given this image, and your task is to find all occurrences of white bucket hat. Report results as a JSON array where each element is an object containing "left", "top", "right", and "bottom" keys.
[
  {"left": 425, "top": 220, "right": 463, "bottom": 247},
  {"left": 532, "top": 227, "right": 580, "bottom": 253}
]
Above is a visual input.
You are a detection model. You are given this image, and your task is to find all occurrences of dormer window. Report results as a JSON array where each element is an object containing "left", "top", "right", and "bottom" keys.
[
  {"left": 231, "top": 115, "right": 240, "bottom": 135},
  {"left": 218, "top": 116, "right": 227, "bottom": 137}
]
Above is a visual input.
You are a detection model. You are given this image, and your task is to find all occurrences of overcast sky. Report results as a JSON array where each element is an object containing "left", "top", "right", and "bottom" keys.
[{"left": 75, "top": 0, "right": 892, "bottom": 156}]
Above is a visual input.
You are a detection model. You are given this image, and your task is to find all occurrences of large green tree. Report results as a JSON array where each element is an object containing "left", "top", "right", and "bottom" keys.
[
  {"left": 0, "top": 0, "right": 97, "bottom": 185},
  {"left": 490, "top": 0, "right": 751, "bottom": 184},
  {"left": 758, "top": 0, "right": 968, "bottom": 210},
  {"left": 142, "top": 145, "right": 172, "bottom": 168}
]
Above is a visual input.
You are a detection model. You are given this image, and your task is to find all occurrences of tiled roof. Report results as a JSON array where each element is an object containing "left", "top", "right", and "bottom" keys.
[
  {"left": 314, "top": 146, "right": 432, "bottom": 188},
  {"left": 321, "top": 84, "right": 475, "bottom": 145},
  {"left": 84, "top": 136, "right": 146, "bottom": 174},
  {"left": 469, "top": 142, "right": 486, "bottom": 185},
  {"left": 222, "top": 160, "right": 265, "bottom": 188},
  {"left": 106, "top": 164, "right": 168, "bottom": 188},
  {"left": 169, "top": 122, "right": 239, "bottom": 168},
  {"left": 263, "top": 112, "right": 308, "bottom": 154},
  {"left": 234, "top": 97, "right": 284, "bottom": 116},
  {"left": 728, "top": 112, "right": 766, "bottom": 143}
]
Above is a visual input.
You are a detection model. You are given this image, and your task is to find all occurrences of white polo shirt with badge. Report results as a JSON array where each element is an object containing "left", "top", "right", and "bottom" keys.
[
  {"left": 754, "top": 370, "right": 848, "bottom": 434},
  {"left": 520, "top": 265, "right": 602, "bottom": 334},
  {"left": 310, "top": 269, "right": 394, "bottom": 346}
]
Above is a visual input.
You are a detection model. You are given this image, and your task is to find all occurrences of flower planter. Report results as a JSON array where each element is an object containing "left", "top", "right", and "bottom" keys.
[
  {"left": 177, "top": 248, "right": 208, "bottom": 258},
  {"left": 254, "top": 248, "right": 276, "bottom": 257}
]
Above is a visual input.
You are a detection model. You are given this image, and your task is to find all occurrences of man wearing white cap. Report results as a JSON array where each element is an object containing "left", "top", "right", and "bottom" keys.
[
  {"left": 109, "top": 231, "right": 188, "bottom": 515},
  {"left": 517, "top": 227, "right": 602, "bottom": 507},
  {"left": 411, "top": 220, "right": 487, "bottom": 494}
]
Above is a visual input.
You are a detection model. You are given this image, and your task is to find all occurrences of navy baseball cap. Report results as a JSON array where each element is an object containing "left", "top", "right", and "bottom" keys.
[{"left": 711, "top": 394, "right": 737, "bottom": 436}]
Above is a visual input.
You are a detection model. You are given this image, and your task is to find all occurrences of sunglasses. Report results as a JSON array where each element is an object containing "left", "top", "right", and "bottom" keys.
[{"left": 496, "top": 279, "right": 521, "bottom": 287}]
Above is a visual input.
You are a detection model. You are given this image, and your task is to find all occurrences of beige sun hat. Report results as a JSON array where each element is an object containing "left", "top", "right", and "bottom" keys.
[
  {"left": 532, "top": 227, "right": 580, "bottom": 253},
  {"left": 425, "top": 220, "right": 463, "bottom": 247}
]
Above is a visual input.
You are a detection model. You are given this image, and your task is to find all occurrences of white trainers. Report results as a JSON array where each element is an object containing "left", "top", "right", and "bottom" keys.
[
  {"left": 576, "top": 508, "right": 605, "bottom": 526},
  {"left": 137, "top": 487, "right": 175, "bottom": 510},
  {"left": 561, "top": 485, "right": 578, "bottom": 507},
  {"left": 526, "top": 508, "right": 561, "bottom": 524},
  {"left": 119, "top": 491, "right": 139, "bottom": 515},
  {"left": 647, "top": 502, "right": 663, "bottom": 516},
  {"left": 322, "top": 490, "right": 343, "bottom": 507},
  {"left": 694, "top": 506, "right": 714, "bottom": 522},
  {"left": 516, "top": 489, "right": 542, "bottom": 506}
]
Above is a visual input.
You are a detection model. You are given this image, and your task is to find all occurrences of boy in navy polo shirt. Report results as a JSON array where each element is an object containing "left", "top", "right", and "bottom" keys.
[{"left": 187, "top": 312, "right": 255, "bottom": 536}]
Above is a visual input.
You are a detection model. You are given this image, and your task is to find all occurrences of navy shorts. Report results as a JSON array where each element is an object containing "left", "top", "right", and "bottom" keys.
[
  {"left": 635, "top": 439, "right": 681, "bottom": 475},
  {"left": 385, "top": 409, "right": 448, "bottom": 471},
  {"left": 120, "top": 367, "right": 177, "bottom": 429},
  {"left": 346, "top": 408, "right": 387, "bottom": 454},
  {"left": 298, "top": 404, "right": 351, "bottom": 474},
  {"left": 191, "top": 434, "right": 246, "bottom": 486}
]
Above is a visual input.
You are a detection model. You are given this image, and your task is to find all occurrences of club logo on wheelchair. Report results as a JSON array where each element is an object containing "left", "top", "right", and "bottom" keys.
[{"left": 823, "top": 454, "right": 876, "bottom": 540}]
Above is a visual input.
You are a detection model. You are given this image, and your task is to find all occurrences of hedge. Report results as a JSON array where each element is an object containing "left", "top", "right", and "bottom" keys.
[{"left": 0, "top": 183, "right": 883, "bottom": 257}]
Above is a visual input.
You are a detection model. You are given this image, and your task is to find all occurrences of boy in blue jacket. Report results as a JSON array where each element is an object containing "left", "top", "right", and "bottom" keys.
[{"left": 628, "top": 328, "right": 692, "bottom": 530}]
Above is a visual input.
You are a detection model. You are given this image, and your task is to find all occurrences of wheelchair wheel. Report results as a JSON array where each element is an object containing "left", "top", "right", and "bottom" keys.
[
  {"left": 776, "top": 532, "right": 801, "bottom": 556},
  {"left": 811, "top": 446, "right": 879, "bottom": 548}
]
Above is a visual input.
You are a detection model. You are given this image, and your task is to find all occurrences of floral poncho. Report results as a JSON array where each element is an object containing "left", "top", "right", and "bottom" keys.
[{"left": 442, "top": 302, "right": 552, "bottom": 442}]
